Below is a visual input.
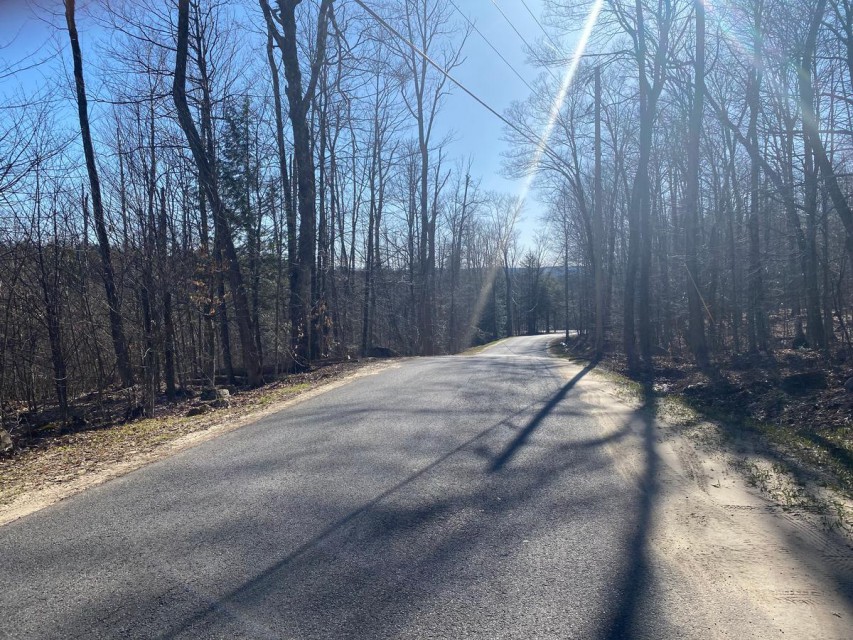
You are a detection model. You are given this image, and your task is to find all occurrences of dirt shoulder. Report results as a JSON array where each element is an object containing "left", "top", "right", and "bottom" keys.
[
  {"left": 553, "top": 340, "right": 853, "bottom": 525},
  {"left": 0, "top": 359, "right": 400, "bottom": 527},
  {"left": 558, "top": 350, "right": 853, "bottom": 638}
]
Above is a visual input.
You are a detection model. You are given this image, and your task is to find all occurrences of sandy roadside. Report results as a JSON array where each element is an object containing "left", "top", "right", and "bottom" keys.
[{"left": 572, "top": 362, "right": 853, "bottom": 639}]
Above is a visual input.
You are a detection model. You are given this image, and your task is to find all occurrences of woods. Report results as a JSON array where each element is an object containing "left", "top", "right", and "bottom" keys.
[
  {"left": 1, "top": 0, "right": 853, "bottom": 436},
  {"left": 510, "top": 0, "right": 853, "bottom": 374},
  {"left": 0, "top": 0, "right": 558, "bottom": 430}
]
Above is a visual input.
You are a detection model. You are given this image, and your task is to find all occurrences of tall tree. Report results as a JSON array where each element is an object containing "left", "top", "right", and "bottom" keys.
[
  {"left": 172, "top": 0, "right": 263, "bottom": 387},
  {"left": 260, "top": 0, "right": 333, "bottom": 368},
  {"left": 64, "top": 0, "right": 134, "bottom": 388},
  {"left": 393, "top": 0, "right": 467, "bottom": 356},
  {"left": 685, "top": 0, "right": 709, "bottom": 368}
]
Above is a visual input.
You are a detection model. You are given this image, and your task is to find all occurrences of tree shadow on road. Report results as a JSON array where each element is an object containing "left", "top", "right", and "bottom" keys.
[
  {"left": 601, "top": 382, "right": 659, "bottom": 639},
  {"left": 40, "top": 355, "right": 668, "bottom": 640},
  {"left": 489, "top": 361, "right": 597, "bottom": 472}
]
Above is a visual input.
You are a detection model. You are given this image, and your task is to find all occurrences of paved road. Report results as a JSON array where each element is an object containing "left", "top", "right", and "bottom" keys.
[{"left": 2, "top": 336, "right": 697, "bottom": 638}]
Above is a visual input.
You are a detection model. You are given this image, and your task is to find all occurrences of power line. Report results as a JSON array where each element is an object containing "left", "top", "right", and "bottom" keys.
[
  {"left": 519, "top": 0, "right": 563, "bottom": 55},
  {"left": 489, "top": 0, "right": 559, "bottom": 82},
  {"left": 489, "top": 0, "right": 536, "bottom": 55},
  {"left": 446, "top": 0, "right": 535, "bottom": 93},
  {"left": 352, "top": 0, "right": 572, "bottom": 175}
]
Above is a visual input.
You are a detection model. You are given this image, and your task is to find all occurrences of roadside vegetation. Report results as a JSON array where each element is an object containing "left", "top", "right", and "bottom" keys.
[{"left": 0, "top": 360, "right": 382, "bottom": 516}]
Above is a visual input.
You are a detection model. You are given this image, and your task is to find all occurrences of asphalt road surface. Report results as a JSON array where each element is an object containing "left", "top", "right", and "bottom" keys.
[{"left": 0, "top": 335, "right": 813, "bottom": 638}]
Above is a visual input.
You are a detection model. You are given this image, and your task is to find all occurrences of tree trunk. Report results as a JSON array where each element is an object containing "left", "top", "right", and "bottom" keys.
[
  {"left": 361, "top": 132, "right": 377, "bottom": 356},
  {"left": 197, "top": 184, "right": 216, "bottom": 388},
  {"left": 685, "top": 0, "right": 709, "bottom": 368},
  {"left": 215, "top": 231, "right": 236, "bottom": 386},
  {"left": 260, "top": 0, "right": 333, "bottom": 368},
  {"left": 264, "top": 27, "right": 297, "bottom": 370},
  {"left": 746, "top": 14, "right": 768, "bottom": 352},
  {"left": 593, "top": 66, "right": 605, "bottom": 356},
  {"left": 158, "top": 187, "right": 177, "bottom": 399},
  {"left": 173, "top": 0, "right": 262, "bottom": 386},
  {"left": 64, "top": 0, "right": 134, "bottom": 388},
  {"left": 798, "top": 0, "right": 827, "bottom": 348}
]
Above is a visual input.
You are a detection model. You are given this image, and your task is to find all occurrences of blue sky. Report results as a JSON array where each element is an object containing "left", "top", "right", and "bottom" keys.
[
  {"left": 431, "top": 0, "right": 549, "bottom": 235},
  {"left": 0, "top": 0, "right": 552, "bottom": 242}
]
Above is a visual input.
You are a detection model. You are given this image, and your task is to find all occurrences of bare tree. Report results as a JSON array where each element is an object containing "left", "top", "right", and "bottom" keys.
[
  {"left": 173, "top": 0, "right": 263, "bottom": 387},
  {"left": 64, "top": 0, "right": 134, "bottom": 387},
  {"left": 260, "top": 0, "right": 333, "bottom": 368}
]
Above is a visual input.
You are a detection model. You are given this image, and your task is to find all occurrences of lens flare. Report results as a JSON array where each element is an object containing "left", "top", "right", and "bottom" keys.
[
  {"left": 466, "top": 0, "right": 603, "bottom": 337},
  {"left": 515, "top": 0, "right": 603, "bottom": 208},
  {"left": 462, "top": 264, "right": 501, "bottom": 348}
]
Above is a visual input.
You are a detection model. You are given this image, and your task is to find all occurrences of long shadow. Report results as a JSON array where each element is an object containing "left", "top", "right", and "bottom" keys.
[
  {"left": 13, "top": 351, "right": 667, "bottom": 639},
  {"left": 149, "top": 450, "right": 616, "bottom": 640},
  {"left": 604, "top": 382, "right": 659, "bottom": 639},
  {"left": 149, "top": 383, "right": 575, "bottom": 640},
  {"left": 489, "top": 361, "right": 596, "bottom": 472},
  {"left": 600, "top": 381, "right": 853, "bottom": 638},
  {"left": 801, "top": 431, "right": 853, "bottom": 484},
  {"left": 672, "top": 384, "right": 853, "bottom": 605}
]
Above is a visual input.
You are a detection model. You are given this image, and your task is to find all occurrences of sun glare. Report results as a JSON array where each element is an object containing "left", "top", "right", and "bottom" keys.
[{"left": 466, "top": 0, "right": 602, "bottom": 335}]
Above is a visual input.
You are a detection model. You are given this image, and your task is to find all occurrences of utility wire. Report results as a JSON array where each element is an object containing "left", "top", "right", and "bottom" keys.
[
  {"left": 489, "top": 0, "right": 536, "bottom": 56},
  {"left": 446, "top": 0, "right": 535, "bottom": 93},
  {"left": 352, "top": 0, "right": 571, "bottom": 175},
  {"left": 519, "top": 0, "right": 563, "bottom": 55},
  {"left": 489, "top": 0, "right": 560, "bottom": 82}
]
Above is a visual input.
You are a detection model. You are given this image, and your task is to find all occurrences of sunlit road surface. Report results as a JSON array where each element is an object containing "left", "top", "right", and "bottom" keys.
[{"left": 2, "top": 335, "right": 849, "bottom": 639}]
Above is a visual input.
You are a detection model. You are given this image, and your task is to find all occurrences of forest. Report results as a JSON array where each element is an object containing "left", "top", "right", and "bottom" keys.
[{"left": 0, "top": 0, "right": 851, "bottom": 434}]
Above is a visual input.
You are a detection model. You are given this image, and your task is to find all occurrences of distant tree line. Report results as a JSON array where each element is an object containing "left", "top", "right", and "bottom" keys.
[{"left": 509, "top": 0, "right": 853, "bottom": 374}]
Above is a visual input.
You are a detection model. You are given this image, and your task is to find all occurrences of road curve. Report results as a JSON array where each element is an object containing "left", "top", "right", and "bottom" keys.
[{"left": 0, "top": 335, "right": 811, "bottom": 638}]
